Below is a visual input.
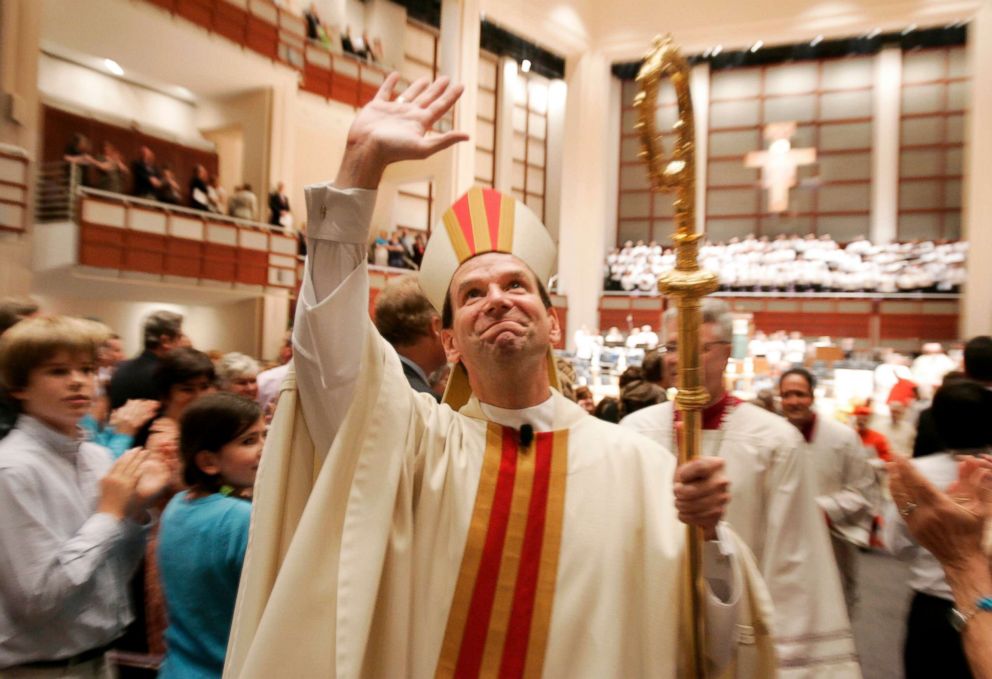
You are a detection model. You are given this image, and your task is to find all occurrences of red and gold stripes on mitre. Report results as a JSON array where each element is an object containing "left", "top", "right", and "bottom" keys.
[
  {"left": 441, "top": 187, "right": 517, "bottom": 264},
  {"left": 435, "top": 425, "right": 568, "bottom": 679}
]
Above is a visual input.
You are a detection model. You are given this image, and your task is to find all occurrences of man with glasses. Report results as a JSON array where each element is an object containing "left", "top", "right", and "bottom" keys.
[{"left": 622, "top": 299, "right": 861, "bottom": 679}]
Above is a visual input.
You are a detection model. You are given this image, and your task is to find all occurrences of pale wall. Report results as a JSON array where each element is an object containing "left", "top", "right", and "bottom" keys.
[
  {"left": 38, "top": 53, "right": 202, "bottom": 143},
  {"left": 33, "top": 295, "right": 261, "bottom": 357}
]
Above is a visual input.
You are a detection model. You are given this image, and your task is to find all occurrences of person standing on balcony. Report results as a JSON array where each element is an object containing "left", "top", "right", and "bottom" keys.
[
  {"left": 268, "top": 182, "right": 290, "bottom": 229},
  {"left": 63, "top": 133, "right": 95, "bottom": 188},
  {"left": 189, "top": 164, "right": 210, "bottom": 212},
  {"left": 131, "top": 146, "right": 163, "bottom": 199},
  {"left": 228, "top": 184, "right": 258, "bottom": 221},
  {"left": 92, "top": 142, "right": 130, "bottom": 194}
]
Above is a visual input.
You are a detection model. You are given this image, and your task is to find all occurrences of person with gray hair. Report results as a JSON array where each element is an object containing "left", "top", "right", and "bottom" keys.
[
  {"left": 216, "top": 352, "right": 261, "bottom": 402},
  {"left": 108, "top": 310, "right": 184, "bottom": 409},
  {"left": 622, "top": 297, "right": 860, "bottom": 678}
]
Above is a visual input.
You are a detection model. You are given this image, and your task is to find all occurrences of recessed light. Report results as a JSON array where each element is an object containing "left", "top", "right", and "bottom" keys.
[
  {"left": 810, "top": 35, "right": 824, "bottom": 47},
  {"left": 750, "top": 40, "right": 764, "bottom": 53},
  {"left": 103, "top": 58, "right": 124, "bottom": 76},
  {"left": 901, "top": 24, "right": 917, "bottom": 35},
  {"left": 866, "top": 27, "right": 881, "bottom": 39},
  {"left": 712, "top": 45, "right": 723, "bottom": 56},
  {"left": 521, "top": 59, "right": 531, "bottom": 73}
]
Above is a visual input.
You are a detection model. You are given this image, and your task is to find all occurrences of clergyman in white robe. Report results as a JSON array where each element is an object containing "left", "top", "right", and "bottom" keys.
[
  {"left": 622, "top": 398, "right": 862, "bottom": 678},
  {"left": 224, "top": 185, "right": 776, "bottom": 679}
]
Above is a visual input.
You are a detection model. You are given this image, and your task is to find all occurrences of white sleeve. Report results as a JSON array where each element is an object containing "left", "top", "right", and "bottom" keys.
[
  {"left": 818, "top": 432, "right": 878, "bottom": 528},
  {"left": 702, "top": 521, "right": 743, "bottom": 670},
  {"left": 292, "top": 183, "right": 377, "bottom": 455}
]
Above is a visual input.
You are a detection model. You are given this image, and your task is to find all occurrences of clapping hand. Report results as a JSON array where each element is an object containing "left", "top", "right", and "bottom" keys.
[
  {"left": 674, "top": 457, "right": 730, "bottom": 540},
  {"left": 336, "top": 73, "right": 469, "bottom": 190},
  {"left": 888, "top": 455, "right": 992, "bottom": 571}
]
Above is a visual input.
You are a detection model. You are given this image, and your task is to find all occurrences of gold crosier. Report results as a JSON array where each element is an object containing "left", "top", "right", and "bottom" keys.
[{"left": 634, "top": 34, "right": 719, "bottom": 679}]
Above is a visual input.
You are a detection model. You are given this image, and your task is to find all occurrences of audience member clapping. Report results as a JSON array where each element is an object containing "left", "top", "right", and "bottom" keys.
[
  {"left": 0, "top": 315, "right": 170, "bottom": 674},
  {"left": 92, "top": 141, "right": 130, "bottom": 193},
  {"left": 889, "top": 453, "right": 992, "bottom": 679},
  {"left": 131, "top": 145, "right": 163, "bottom": 199},
  {"left": 157, "top": 168, "right": 182, "bottom": 205},
  {"left": 189, "top": 164, "right": 210, "bottom": 211},
  {"left": 228, "top": 183, "right": 258, "bottom": 220},
  {"left": 157, "top": 393, "right": 264, "bottom": 679},
  {"left": 883, "top": 379, "right": 992, "bottom": 679}
]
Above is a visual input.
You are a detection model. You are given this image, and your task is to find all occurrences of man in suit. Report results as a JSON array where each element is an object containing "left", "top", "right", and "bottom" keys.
[
  {"left": 108, "top": 310, "right": 184, "bottom": 410},
  {"left": 268, "top": 181, "right": 290, "bottom": 227},
  {"left": 131, "top": 146, "right": 162, "bottom": 199},
  {"left": 373, "top": 274, "right": 446, "bottom": 401}
]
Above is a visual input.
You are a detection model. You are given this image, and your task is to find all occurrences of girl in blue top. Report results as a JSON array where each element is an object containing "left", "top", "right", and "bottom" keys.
[{"left": 157, "top": 392, "right": 264, "bottom": 679}]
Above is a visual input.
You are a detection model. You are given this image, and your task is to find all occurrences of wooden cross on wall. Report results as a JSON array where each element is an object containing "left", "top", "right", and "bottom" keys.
[{"left": 744, "top": 122, "right": 816, "bottom": 213}]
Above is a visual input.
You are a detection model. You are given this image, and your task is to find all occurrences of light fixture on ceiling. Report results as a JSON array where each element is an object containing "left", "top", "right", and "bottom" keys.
[
  {"left": 901, "top": 24, "right": 917, "bottom": 35},
  {"left": 520, "top": 59, "right": 531, "bottom": 73},
  {"left": 103, "top": 58, "right": 124, "bottom": 76},
  {"left": 712, "top": 44, "right": 723, "bottom": 56},
  {"left": 866, "top": 27, "right": 881, "bottom": 39},
  {"left": 810, "top": 35, "right": 824, "bottom": 47},
  {"left": 702, "top": 47, "right": 712, "bottom": 58},
  {"left": 750, "top": 40, "right": 763, "bottom": 53}
]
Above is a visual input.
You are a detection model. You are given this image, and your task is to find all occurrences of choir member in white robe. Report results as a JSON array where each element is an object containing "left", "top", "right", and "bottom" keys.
[
  {"left": 622, "top": 300, "right": 862, "bottom": 679},
  {"left": 225, "top": 74, "right": 774, "bottom": 679},
  {"left": 778, "top": 368, "right": 878, "bottom": 615}
]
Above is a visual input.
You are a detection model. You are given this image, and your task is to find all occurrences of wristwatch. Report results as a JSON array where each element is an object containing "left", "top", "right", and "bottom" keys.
[{"left": 949, "top": 596, "right": 992, "bottom": 632}]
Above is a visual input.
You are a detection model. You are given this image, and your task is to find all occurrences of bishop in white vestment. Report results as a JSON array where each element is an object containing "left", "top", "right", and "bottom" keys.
[{"left": 225, "top": 74, "right": 774, "bottom": 679}]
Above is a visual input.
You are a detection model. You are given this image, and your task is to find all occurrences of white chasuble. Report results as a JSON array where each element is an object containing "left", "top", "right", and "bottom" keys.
[
  {"left": 622, "top": 401, "right": 862, "bottom": 678},
  {"left": 224, "top": 185, "right": 771, "bottom": 679}
]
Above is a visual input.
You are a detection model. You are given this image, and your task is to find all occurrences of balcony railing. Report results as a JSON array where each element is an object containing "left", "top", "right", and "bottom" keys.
[
  {"left": 1, "top": 145, "right": 30, "bottom": 234},
  {"left": 36, "top": 161, "right": 298, "bottom": 291}
]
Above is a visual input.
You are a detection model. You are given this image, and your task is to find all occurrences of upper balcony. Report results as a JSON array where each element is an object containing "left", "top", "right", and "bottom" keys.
[{"left": 33, "top": 162, "right": 299, "bottom": 304}]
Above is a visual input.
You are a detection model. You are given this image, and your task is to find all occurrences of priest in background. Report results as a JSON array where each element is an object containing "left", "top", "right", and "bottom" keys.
[
  {"left": 623, "top": 300, "right": 862, "bottom": 678},
  {"left": 779, "top": 367, "right": 878, "bottom": 616}
]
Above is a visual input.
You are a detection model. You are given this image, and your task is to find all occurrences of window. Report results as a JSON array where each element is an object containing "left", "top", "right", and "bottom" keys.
[{"left": 511, "top": 72, "right": 549, "bottom": 221}]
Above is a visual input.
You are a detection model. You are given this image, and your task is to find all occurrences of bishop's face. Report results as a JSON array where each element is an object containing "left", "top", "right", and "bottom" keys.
[{"left": 441, "top": 252, "right": 560, "bottom": 373}]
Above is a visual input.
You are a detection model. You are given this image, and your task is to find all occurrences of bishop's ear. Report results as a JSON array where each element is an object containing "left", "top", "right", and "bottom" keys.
[{"left": 440, "top": 328, "right": 461, "bottom": 364}]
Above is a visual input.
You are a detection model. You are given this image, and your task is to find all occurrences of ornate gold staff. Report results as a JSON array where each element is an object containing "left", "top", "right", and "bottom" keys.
[{"left": 634, "top": 34, "right": 718, "bottom": 679}]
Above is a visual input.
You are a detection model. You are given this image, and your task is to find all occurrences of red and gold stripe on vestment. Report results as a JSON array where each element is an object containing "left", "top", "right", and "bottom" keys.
[{"left": 435, "top": 424, "right": 568, "bottom": 679}]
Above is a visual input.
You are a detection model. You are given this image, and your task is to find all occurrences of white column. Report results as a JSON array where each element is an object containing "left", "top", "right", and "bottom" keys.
[
  {"left": 558, "top": 51, "right": 614, "bottom": 344},
  {"left": 962, "top": 1, "right": 992, "bottom": 338},
  {"left": 871, "top": 47, "right": 901, "bottom": 244},
  {"left": 493, "top": 57, "right": 517, "bottom": 192},
  {"left": 436, "top": 0, "right": 480, "bottom": 208},
  {"left": 690, "top": 62, "right": 710, "bottom": 235},
  {"left": 543, "top": 78, "right": 567, "bottom": 242}
]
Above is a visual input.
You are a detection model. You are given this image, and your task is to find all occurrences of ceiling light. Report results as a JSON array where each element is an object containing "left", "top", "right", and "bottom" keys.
[
  {"left": 702, "top": 47, "right": 712, "bottom": 58},
  {"left": 103, "top": 58, "right": 124, "bottom": 76},
  {"left": 901, "top": 24, "right": 917, "bottom": 35},
  {"left": 750, "top": 40, "right": 763, "bottom": 53},
  {"left": 866, "top": 27, "right": 881, "bottom": 39},
  {"left": 521, "top": 59, "right": 531, "bottom": 73},
  {"left": 810, "top": 35, "right": 824, "bottom": 47},
  {"left": 712, "top": 45, "right": 723, "bottom": 56}
]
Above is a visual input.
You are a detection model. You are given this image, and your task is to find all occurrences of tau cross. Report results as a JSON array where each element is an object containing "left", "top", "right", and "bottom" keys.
[{"left": 744, "top": 122, "right": 816, "bottom": 213}]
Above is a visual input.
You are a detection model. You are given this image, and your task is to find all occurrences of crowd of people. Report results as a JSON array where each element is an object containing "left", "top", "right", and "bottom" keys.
[
  {"left": 370, "top": 227, "right": 427, "bottom": 270},
  {"left": 0, "top": 299, "right": 293, "bottom": 678},
  {"left": 606, "top": 233, "right": 969, "bottom": 294},
  {"left": 5, "top": 73, "right": 992, "bottom": 679},
  {"left": 302, "top": 3, "right": 387, "bottom": 66},
  {"left": 63, "top": 133, "right": 303, "bottom": 230}
]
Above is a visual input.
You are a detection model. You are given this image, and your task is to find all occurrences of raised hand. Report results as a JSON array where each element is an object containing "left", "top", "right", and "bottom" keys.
[
  {"left": 674, "top": 457, "right": 730, "bottom": 540},
  {"left": 336, "top": 73, "right": 469, "bottom": 190}
]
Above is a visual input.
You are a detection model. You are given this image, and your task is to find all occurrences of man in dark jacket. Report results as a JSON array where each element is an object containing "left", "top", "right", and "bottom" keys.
[
  {"left": 107, "top": 310, "right": 184, "bottom": 410},
  {"left": 373, "top": 275, "right": 446, "bottom": 401}
]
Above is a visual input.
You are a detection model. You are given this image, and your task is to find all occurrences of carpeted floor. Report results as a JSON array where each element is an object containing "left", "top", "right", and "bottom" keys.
[{"left": 851, "top": 549, "right": 914, "bottom": 679}]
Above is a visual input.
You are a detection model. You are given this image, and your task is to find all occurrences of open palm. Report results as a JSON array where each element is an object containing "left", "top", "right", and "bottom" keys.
[{"left": 340, "top": 73, "right": 469, "bottom": 187}]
